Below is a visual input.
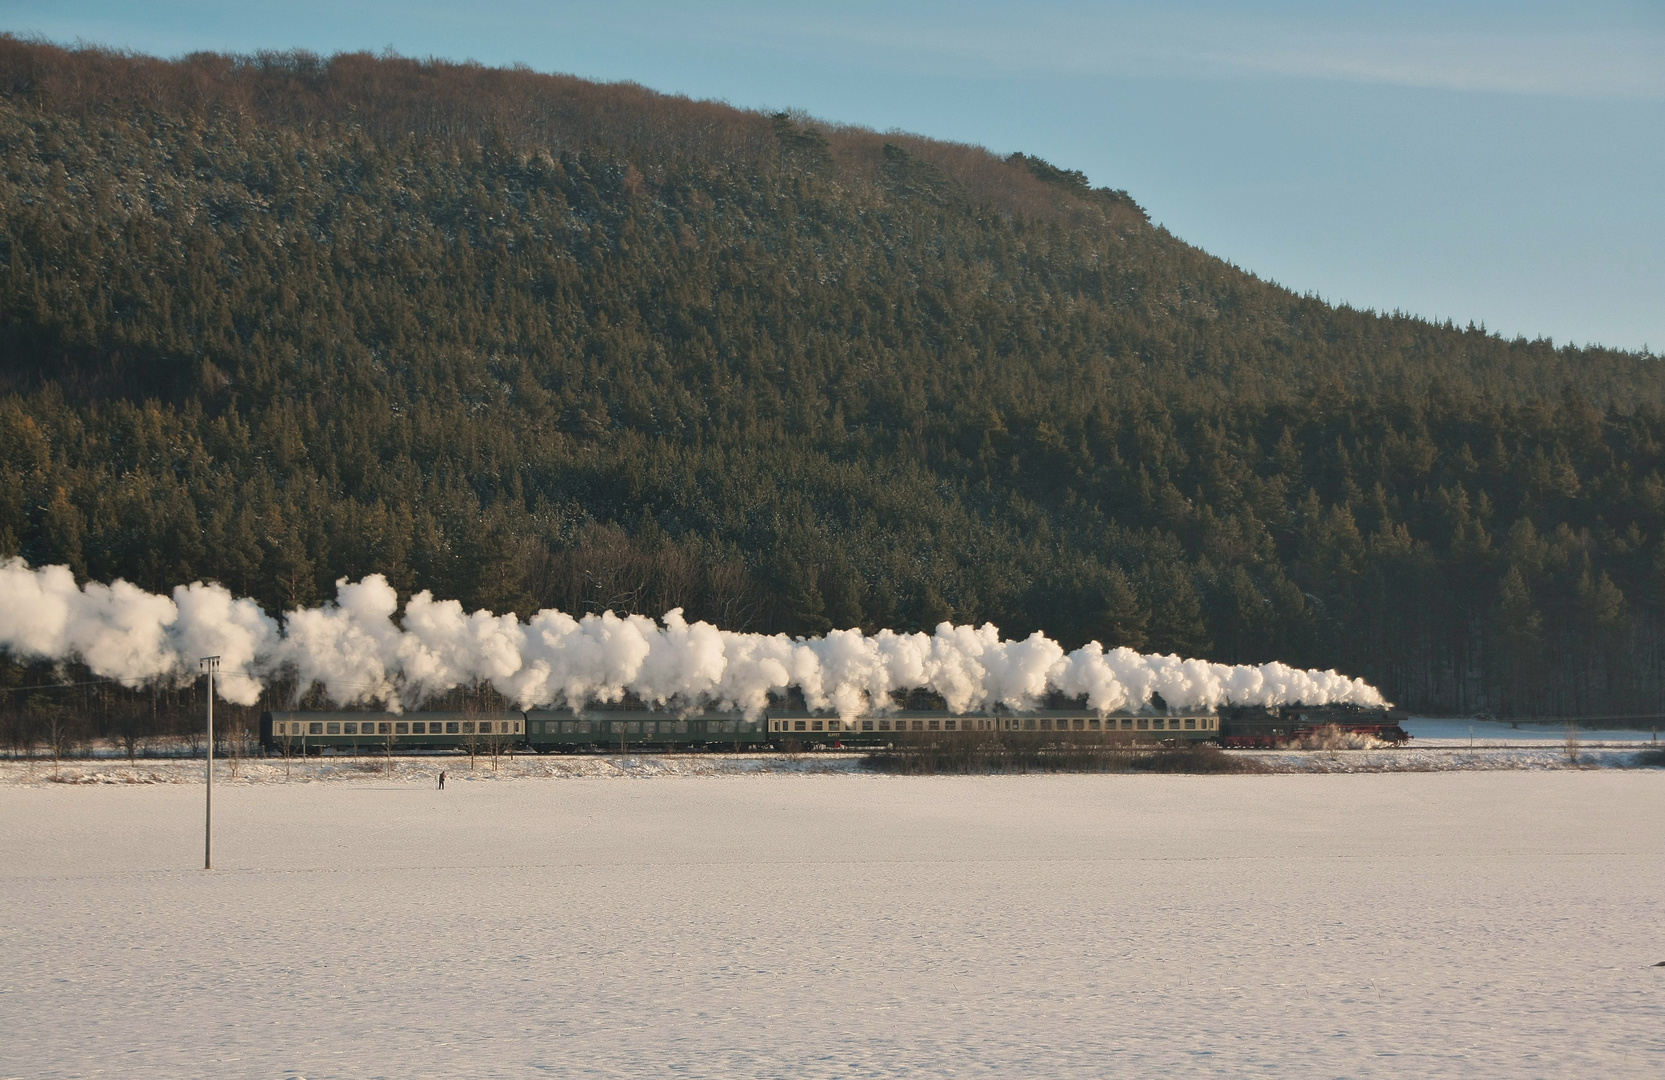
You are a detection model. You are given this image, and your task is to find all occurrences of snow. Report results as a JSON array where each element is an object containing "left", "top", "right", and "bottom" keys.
[{"left": 2, "top": 771, "right": 1662, "bottom": 1079}]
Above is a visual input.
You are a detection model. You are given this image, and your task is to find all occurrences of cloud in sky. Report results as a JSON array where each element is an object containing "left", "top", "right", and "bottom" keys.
[
  {"left": 754, "top": 7, "right": 1665, "bottom": 100},
  {"left": 14, "top": 3, "right": 1662, "bottom": 99}
]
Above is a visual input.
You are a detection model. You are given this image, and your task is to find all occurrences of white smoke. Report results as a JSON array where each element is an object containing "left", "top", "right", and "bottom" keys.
[{"left": 0, "top": 559, "right": 1387, "bottom": 714}]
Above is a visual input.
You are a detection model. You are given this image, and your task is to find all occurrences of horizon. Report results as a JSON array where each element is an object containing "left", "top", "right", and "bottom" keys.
[{"left": 8, "top": 1, "right": 1662, "bottom": 353}]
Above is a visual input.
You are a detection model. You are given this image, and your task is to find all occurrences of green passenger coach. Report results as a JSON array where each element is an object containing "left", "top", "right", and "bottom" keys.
[
  {"left": 524, "top": 709, "right": 767, "bottom": 751},
  {"left": 261, "top": 710, "right": 523, "bottom": 754}
]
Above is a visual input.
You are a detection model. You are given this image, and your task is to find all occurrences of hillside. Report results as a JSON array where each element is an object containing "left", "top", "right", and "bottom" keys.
[{"left": 1, "top": 37, "right": 1663, "bottom": 720}]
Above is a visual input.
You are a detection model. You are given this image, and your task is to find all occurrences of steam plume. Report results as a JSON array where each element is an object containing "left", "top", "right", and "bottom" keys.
[{"left": 0, "top": 559, "right": 1386, "bottom": 714}]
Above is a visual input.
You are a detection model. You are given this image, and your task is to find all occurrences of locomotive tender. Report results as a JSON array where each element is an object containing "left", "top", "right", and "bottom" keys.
[{"left": 260, "top": 703, "right": 1404, "bottom": 754}]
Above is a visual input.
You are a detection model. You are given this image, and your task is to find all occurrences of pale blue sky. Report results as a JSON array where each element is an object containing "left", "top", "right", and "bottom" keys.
[{"left": 7, "top": 1, "right": 1661, "bottom": 351}]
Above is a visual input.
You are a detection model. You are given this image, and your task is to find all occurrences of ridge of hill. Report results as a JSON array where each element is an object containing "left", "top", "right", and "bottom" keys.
[{"left": 0, "top": 37, "right": 1662, "bottom": 721}]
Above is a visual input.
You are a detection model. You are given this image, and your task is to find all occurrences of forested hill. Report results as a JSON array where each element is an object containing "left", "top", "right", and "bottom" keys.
[{"left": 1, "top": 38, "right": 1663, "bottom": 718}]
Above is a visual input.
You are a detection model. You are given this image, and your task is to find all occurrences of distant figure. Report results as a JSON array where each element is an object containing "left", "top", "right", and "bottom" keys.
[{"left": 438, "top": 770, "right": 446, "bottom": 790}]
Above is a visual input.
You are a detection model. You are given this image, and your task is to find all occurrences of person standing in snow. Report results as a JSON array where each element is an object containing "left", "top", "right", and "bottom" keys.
[{"left": 438, "top": 770, "right": 446, "bottom": 790}]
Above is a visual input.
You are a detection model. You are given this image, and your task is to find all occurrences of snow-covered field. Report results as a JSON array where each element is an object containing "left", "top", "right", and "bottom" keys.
[{"left": 2, "top": 771, "right": 1661, "bottom": 1079}]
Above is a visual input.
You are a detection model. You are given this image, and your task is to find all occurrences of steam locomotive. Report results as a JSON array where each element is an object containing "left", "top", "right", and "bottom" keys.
[
  {"left": 259, "top": 702, "right": 1407, "bottom": 754},
  {"left": 1217, "top": 704, "right": 1411, "bottom": 747}
]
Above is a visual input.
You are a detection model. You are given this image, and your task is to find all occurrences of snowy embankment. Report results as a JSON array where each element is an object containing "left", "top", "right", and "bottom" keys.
[
  {"left": 3, "top": 772, "right": 1661, "bottom": 1079},
  {"left": 3, "top": 740, "right": 1660, "bottom": 787},
  {"left": 0, "top": 751, "right": 864, "bottom": 786}
]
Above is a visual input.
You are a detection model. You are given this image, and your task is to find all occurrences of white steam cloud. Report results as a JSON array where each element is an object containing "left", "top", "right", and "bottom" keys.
[{"left": 0, "top": 559, "right": 1386, "bottom": 714}]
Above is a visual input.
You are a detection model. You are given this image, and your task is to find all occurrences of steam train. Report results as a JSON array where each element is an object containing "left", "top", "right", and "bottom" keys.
[{"left": 259, "top": 702, "right": 1408, "bottom": 754}]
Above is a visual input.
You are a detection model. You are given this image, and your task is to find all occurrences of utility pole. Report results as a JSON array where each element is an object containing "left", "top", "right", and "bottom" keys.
[{"left": 201, "top": 656, "right": 220, "bottom": 870}]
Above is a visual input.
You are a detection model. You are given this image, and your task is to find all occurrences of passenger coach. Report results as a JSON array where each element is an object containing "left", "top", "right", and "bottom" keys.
[{"left": 260, "top": 705, "right": 1228, "bottom": 754}]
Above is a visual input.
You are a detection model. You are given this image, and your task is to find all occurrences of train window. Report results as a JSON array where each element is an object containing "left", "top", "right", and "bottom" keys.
[
  {"left": 347, "top": 722, "right": 361, "bottom": 734},
  {"left": 325, "top": 722, "right": 340, "bottom": 734},
  {"left": 862, "top": 720, "right": 874, "bottom": 731},
  {"left": 626, "top": 722, "right": 640, "bottom": 734},
  {"left": 943, "top": 719, "right": 955, "bottom": 731},
  {"left": 1021, "top": 718, "right": 1034, "bottom": 730},
  {"left": 1184, "top": 718, "right": 1196, "bottom": 729},
  {"left": 309, "top": 722, "right": 324, "bottom": 735},
  {"left": 810, "top": 720, "right": 823, "bottom": 731},
  {"left": 394, "top": 722, "right": 407, "bottom": 735},
  {"left": 675, "top": 721, "right": 687, "bottom": 734},
  {"left": 462, "top": 722, "right": 475, "bottom": 734},
  {"left": 446, "top": 722, "right": 460, "bottom": 734},
  {"left": 877, "top": 720, "right": 890, "bottom": 731},
  {"left": 927, "top": 720, "right": 940, "bottom": 731},
  {"left": 1135, "top": 718, "right": 1148, "bottom": 730},
  {"left": 793, "top": 720, "right": 807, "bottom": 731}
]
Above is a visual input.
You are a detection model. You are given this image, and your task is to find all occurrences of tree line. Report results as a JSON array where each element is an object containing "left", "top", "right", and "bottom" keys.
[{"left": 1, "top": 38, "right": 1663, "bottom": 720}]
